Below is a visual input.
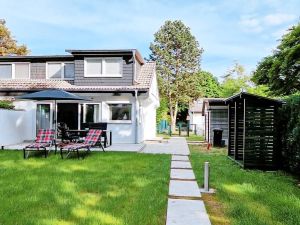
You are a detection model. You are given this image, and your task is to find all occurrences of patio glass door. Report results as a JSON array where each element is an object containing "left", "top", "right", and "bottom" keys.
[
  {"left": 36, "top": 103, "right": 51, "bottom": 134},
  {"left": 57, "top": 103, "right": 79, "bottom": 129}
]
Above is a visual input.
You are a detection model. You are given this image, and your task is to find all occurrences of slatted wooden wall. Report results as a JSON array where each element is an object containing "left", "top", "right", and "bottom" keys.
[
  {"left": 228, "top": 103, "right": 235, "bottom": 157},
  {"left": 227, "top": 94, "right": 281, "bottom": 170},
  {"left": 244, "top": 100, "right": 278, "bottom": 169}
]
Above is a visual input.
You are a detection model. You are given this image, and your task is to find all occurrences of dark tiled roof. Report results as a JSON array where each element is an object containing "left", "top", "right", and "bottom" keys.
[{"left": 0, "top": 62, "right": 155, "bottom": 92}]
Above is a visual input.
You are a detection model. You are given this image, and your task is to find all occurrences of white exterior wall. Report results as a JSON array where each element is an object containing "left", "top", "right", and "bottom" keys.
[
  {"left": 140, "top": 71, "right": 159, "bottom": 141},
  {"left": 0, "top": 83, "right": 159, "bottom": 145},
  {"left": 190, "top": 112, "right": 205, "bottom": 136},
  {"left": 0, "top": 109, "right": 27, "bottom": 146}
]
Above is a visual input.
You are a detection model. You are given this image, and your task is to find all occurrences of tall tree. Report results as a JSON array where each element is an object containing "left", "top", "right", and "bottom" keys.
[
  {"left": 220, "top": 62, "right": 270, "bottom": 97},
  {"left": 252, "top": 22, "right": 300, "bottom": 95},
  {"left": 195, "top": 71, "right": 221, "bottom": 97},
  {"left": 150, "top": 20, "right": 203, "bottom": 131},
  {"left": 0, "top": 19, "right": 29, "bottom": 56}
]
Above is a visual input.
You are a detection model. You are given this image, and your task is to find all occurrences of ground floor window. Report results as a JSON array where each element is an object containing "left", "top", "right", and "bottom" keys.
[
  {"left": 83, "top": 103, "right": 100, "bottom": 123},
  {"left": 108, "top": 103, "right": 132, "bottom": 121}
]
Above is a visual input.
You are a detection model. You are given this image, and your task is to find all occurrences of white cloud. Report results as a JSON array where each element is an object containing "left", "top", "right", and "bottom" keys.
[
  {"left": 264, "top": 13, "right": 297, "bottom": 26},
  {"left": 239, "top": 15, "right": 263, "bottom": 33}
]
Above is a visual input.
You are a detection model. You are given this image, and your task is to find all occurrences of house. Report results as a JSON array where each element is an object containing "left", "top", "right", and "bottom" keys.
[
  {"left": 188, "top": 99, "right": 205, "bottom": 135},
  {"left": 189, "top": 98, "right": 228, "bottom": 145},
  {"left": 0, "top": 49, "right": 159, "bottom": 144}
]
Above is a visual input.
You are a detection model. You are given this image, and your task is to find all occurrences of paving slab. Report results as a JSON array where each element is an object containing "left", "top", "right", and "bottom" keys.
[
  {"left": 171, "top": 169, "right": 196, "bottom": 180},
  {"left": 171, "top": 161, "right": 192, "bottom": 169},
  {"left": 142, "top": 137, "right": 190, "bottom": 155},
  {"left": 166, "top": 199, "right": 211, "bottom": 225},
  {"left": 172, "top": 155, "right": 189, "bottom": 161},
  {"left": 169, "top": 180, "right": 201, "bottom": 198}
]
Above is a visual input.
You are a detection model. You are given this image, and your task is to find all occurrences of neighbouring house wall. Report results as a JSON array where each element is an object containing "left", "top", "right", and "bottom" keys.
[
  {"left": 0, "top": 109, "right": 27, "bottom": 146},
  {"left": 190, "top": 112, "right": 205, "bottom": 136},
  {"left": 74, "top": 57, "right": 134, "bottom": 86}
]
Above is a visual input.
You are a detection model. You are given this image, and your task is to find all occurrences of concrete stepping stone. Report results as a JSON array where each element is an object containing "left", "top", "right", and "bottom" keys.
[
  {"left": 169, "top": 180, "right": 201, "bottom": 198},
  {"left": 166, "top": 199, "right": 211, "bottom": 225},
  {"left": 172, "top": 155, "right": 189, "bottom": 161},
  {"left": 171, "top": 161, "right": 192, "bottom": 169},
  {"left": 171, "top": 169, "right": 196, "bottom": 180}
]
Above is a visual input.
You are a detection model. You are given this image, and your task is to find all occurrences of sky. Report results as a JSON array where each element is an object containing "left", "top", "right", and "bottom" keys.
[{"left": 0, "top": 0, "right": 299, "bottom": 79}]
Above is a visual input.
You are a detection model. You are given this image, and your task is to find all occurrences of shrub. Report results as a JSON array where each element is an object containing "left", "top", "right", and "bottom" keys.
[
  {"left": 0, "top": 100, "right": 15, "bottom": 110},
  {"left": 279, "top": 94, "right": 300, "bottom": 175}
]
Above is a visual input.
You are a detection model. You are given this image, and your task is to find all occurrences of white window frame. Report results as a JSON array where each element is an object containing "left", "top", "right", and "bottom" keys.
[
  {"left": 82, "top": 103, "right": 101, "bottom": 123},
  {"left": 0, "top": 62, "right": 30, "bottom": 79},
  {"left": 46, "top": 62, "right": 75, "bottom": 80},
  {"left": 106, "top": 101, "right": 132, "bottom": 123},
  {"left": 84, "top": 57, "right": 123, "bottom": 78}
]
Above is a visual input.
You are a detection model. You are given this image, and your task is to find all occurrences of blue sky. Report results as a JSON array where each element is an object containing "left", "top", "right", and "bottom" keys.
[{"left": 0, "top": 0, "right": 299, "bottom": 79}]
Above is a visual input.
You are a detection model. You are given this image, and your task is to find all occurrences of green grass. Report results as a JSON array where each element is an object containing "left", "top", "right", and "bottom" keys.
[
  {"left": 189, "top": 145, "right": 300, "bottom": 225},
  {"left": 0, "top": 151, "right": 171, "bottom": 225},
  {"left": 185, "top": 134, "right": 205, "bottom": 142}
]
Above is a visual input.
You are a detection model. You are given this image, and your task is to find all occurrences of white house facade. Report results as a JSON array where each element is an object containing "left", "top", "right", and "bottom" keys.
[{"left": 0, "top": 49, "right": 159, "bottom": 146}]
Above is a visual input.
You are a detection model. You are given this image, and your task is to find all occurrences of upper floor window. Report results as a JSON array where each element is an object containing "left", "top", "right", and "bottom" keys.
[
  {"left": 0, "top": 63, "right": 30, "bottom": 79},
  {"left": 0, "top": 64, "right": 12, "bottom": 79},
  {"left": 84, "top": 57, "right": 122, "bottom": 77},
  {"left": 47, "top": 62, "right": 74, "bottom": 80}
]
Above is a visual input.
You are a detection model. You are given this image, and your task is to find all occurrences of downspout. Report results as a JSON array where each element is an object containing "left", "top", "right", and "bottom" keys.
[{"left": 134, "top": 90, "right": 139, "bottom": 144}]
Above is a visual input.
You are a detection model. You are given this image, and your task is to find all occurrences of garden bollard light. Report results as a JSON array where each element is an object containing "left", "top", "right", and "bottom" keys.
[{"left": 204, "top": 161, "right": 210, "bottom": 192}]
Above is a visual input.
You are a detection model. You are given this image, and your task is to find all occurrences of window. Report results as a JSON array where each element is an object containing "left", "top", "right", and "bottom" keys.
[
  {"left": 64, "top": 63, "right": 75, "bottom": 79},
  {"left": 47, "top": 63, "right": 62, "bottom": 79},
  {"left": 83, "top": 104, "right": 100, "bottom": 123},
  {"left": 109, "top": 103, "right": 131, "bottom": 121},
  {"left": 105, "top": 58, "right": 121, "bottom": 75},
  {"left": 47, "top": 62, "right": 74, "bottom": 79},
  {"left": 84, "top": 57, "right": 122, "bottom": 77},
  {"left": 86, "top": 58, "right": 102, "bottom": 77},
  {"left": 15, "top": 63, "right": 30, "bottom": 79},
  {"left": 0, "top": 64, "right": 12, "bottom": 79}
]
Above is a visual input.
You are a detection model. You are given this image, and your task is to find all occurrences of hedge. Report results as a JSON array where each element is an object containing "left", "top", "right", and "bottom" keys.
[
  {"left": 0, "top": 100, "right": 15, "bottom": 110},
  {"left": 279, "top": 94, "right": 300, "bottom": 175}
]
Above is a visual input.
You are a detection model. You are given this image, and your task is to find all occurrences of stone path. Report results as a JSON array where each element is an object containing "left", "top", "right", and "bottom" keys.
[
  {"left": 165, "top": 138, "right": 211, "bottom": 225},
  {"left": 141, "top": 137, "right": 190, "bottom": 155}
]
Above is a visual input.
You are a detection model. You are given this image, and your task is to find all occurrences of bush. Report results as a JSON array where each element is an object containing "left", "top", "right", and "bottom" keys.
[
  {"left": 0, "top": 100, "right": 15, "bottom": 109},
  {"left": 279, "top": 94, "right": 300, "bottom": 175}
]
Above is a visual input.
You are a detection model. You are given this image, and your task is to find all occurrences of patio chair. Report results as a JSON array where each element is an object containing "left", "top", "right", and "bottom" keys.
[
  {"left": 23, "top": 129, "right": 56, "bottom": 159},
  {"left": 60, "top": 129, "right": 105, "bottom": 159},
  {"left": 57, "top": 122, "right": 79, "bottom": 143}
]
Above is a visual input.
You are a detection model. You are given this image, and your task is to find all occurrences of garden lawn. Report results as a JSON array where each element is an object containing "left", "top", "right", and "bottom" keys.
[
  {"left": 0, "top": 151, "right": 171, "bottom": 225},
  {"left": 189, "top": 145, "right": 300, "bottom": 225},
  {"left": 185, "top": 134, "right": 204, "bottom": 142}
]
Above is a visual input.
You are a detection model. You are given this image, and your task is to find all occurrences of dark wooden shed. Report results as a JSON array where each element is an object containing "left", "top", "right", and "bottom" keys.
[{"left": 225, "top": 92, "right": 283, "bottom": 170}]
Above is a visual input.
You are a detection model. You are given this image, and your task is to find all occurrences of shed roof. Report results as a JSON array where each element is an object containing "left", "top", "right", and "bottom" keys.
[{"left": 225, "top": 92, "right": 283, "bottom": 104}]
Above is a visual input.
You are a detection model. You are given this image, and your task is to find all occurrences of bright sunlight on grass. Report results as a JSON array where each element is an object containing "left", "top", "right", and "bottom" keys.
[
  {"left": 185, "top": 134, "right": 204, "bottom": 142},
  {"left": 0, "top": 151, "right": 170, "bottom": 225},
  {"left": 189, "top": 145, "right": 300, "bottom": 225}
]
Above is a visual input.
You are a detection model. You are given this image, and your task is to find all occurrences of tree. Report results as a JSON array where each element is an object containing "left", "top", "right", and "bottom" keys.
[
  {"left": 220, "top": 62, "right": 251, "bottom": 97},
  {"left": 195, "top": 71, "right": 221, "bottom": 97},
  {"left": 150, "top": 20, "right": 203, "bottom": 132},
  {"left": 252, "top": 22, "right": 300, "bottom": 95},
  {"left": 0, "top": 19, "right": 29, "bottom": 56},
  {"left": 220, "top": 62, "right": 270, "bottom": 97}
]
